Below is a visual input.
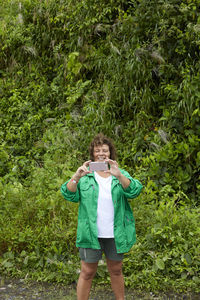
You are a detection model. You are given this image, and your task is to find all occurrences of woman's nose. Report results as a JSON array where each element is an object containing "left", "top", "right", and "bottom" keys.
[
  {"left": 99, "top": 151, "right": 103, "bottom": 155},
  {"left": 98, "top": 151, "right": 105, "bottom": 158}
]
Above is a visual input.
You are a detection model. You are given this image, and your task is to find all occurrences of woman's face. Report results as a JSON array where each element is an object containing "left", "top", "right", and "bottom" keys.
[{"left": 93, "top": 144, "right": 110, "bottom": 162}]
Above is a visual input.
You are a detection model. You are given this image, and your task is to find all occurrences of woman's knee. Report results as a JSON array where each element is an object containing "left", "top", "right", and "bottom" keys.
[
  {"left": 106, "top": 260, "right": 123, "bottom": 277},
  {"left": 80, "top": 262, "right": 98, "bottom": 280},
  {"left": 109, "top": 267, "right": 122, "bottom": 277}
]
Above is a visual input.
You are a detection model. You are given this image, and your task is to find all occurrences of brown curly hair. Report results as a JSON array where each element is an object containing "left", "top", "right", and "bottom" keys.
[{"left": 89, "top": 133, "right": 117, "bottom": 161}]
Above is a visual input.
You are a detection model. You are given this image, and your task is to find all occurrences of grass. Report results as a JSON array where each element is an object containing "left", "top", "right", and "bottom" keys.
[{"left": 1, "top": 278, "right": 200, "bottom": 300}]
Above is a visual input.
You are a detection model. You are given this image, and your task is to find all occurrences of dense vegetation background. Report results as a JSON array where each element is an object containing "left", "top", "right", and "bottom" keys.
[{"left": 0, "top": 0, "right": 200, "bottom": 292}]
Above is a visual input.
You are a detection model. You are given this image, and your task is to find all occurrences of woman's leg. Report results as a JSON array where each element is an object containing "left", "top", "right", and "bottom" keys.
[
  {"left": 106, "top": 259, "right": 124, "bottom": 300},
  {"left": 77, "top": 260, "right": 98, "bottom": 300}
]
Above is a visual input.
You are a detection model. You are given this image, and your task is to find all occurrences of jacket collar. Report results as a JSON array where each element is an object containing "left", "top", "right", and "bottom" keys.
[{"left": 87, "top": 172, "right": 119, "bottom": 185}]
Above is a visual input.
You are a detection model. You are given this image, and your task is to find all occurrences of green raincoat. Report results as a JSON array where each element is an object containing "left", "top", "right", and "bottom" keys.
[{"left": 61, "top": 169, "right": 143, "bottom": 253}]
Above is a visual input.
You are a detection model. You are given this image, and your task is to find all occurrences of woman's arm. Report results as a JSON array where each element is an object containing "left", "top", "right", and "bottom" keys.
[
  {"left": 67, "top": 160, "right": 91, "bottom": 192},
  {"left": 115, "top": 172, "right": 130, "bottom": 189}
]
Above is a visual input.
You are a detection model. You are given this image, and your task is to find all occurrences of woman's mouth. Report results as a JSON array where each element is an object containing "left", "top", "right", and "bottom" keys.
[{"left": 98, "top": 156, "right": 105, "bottom": 161}]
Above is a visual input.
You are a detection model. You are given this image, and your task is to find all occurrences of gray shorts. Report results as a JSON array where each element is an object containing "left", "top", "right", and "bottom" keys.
[{"left": 79, "top": 238, "right": 124, "bottom": 263}]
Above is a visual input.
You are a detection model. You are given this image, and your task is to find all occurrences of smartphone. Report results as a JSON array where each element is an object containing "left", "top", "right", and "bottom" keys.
[{"left": 89, "top": 162, "right": 108, "bottom": 172}]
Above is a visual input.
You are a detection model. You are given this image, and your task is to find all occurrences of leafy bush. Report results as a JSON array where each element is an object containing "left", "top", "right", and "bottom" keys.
[{"left": 123, "top": 196, "right": 200, "bottom": 291}]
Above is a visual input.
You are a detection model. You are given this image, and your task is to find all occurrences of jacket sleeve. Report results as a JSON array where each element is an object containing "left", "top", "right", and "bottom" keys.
[
  {"left": 120, "top": 169, "right": 143, "bottom": 199},
  {"left": 60, "top": 180, "right": 80, "bottom": 203}
]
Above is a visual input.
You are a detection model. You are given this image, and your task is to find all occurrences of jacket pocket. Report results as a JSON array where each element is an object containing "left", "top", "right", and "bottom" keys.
[
  {"left": 77, "top": 219, "right": 92, "bottom": 245},
  {"left": 124, "top": 211, "right": 136, "bottom": 245},
  {"left": 79, "top": 183, "right": 93, "bottom": 197},
  {"left": 80, "top": 184, "right": 91, "bottom": 191}
]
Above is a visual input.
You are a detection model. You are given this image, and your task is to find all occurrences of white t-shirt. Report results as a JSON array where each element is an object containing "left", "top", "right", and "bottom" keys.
[{"left": 94, "top": 172, "right": 114, "bottom": 238}]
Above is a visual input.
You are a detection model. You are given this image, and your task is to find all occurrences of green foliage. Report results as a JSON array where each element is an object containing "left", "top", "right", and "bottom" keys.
[
  {"left": 125, "top": 197, "right": 200, "bottom": 291},
  {"left": 0, "top": 159, "right": 79, "bottom": 283},
  {"left": 0, "top": 0, "right": 200, "bottom": 292}
]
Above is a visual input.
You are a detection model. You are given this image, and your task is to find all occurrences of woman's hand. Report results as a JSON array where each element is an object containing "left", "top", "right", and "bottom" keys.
[
  {"left": 105, "top": 159, "right": 121, "bottom": 178},
  {"left": 73, "top": 160, "right": 91, "bottom": 182},
  {"left": 67, "top": 160, "right": 91, "bottom": 192},
  {"left": 105, "top": 159, "right": 130, "bottom": 189}
]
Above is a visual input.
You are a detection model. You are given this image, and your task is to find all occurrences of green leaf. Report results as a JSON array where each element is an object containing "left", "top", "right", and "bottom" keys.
[
  {"left": 184, "top": 253, "right": 192, "bottom": 265},
  {"left": 156, "top": 259, "right": 165, "bottom": 270},
  {"left": 24, "top": 256, "right": 29, "bottom": 265},
  {"left": 2, "top": 260, "right": 13, "bottom": 268}
]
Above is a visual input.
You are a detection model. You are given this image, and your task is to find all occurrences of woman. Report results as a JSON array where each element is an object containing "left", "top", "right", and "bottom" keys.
[{"left": 61, "top": 133, "right": 143, "bottom": 300}]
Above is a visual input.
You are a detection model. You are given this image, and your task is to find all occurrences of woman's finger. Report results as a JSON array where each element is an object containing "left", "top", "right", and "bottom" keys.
[
  {"left": 105, "top": 159, "right": 114, "bottom": 164},
  {"left": 83, "top": 160, "right": 91, "bottom": 167},
  {"left": 106, "top": 159, "right": 118, "bottom": 167}
]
